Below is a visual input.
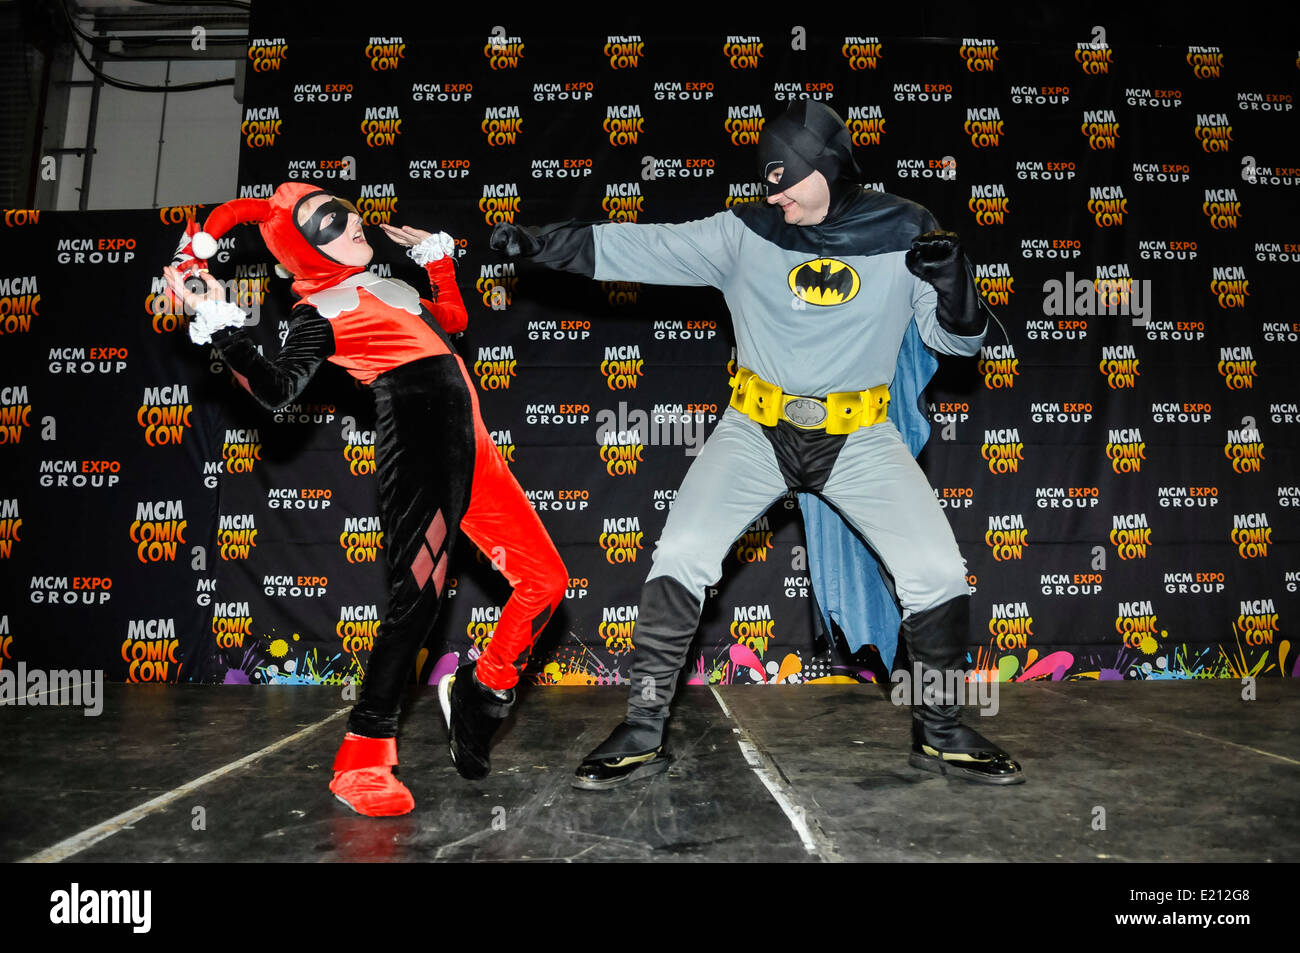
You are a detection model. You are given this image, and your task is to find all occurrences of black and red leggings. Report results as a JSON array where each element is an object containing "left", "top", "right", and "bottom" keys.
[{"left": 348, "top": 353, "right": 567, "bottom": 738}]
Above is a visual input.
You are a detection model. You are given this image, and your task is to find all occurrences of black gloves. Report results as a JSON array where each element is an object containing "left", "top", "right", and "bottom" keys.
[
  {"left": 905, "top": 229, "right": 962, "bottom": 273},
  {"left": 905, "top": 229, "right": 986, "bottom": 337},
  {"left": 489, "top": 222, "right": 543, "bottom": 258},
  {"left": 488, "top": 220, "right": 595, "bottom": 277}
]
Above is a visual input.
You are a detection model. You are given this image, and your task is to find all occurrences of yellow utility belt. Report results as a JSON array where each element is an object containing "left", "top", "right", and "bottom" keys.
[{"left": 728, "top": 366, "right": 890, "bottom": 435}]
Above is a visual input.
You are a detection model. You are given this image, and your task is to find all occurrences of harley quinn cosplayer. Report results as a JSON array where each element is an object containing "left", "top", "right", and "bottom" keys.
[
  {"left": 492, "top": 101, "right": 1023, "bottom": 789},
  {"left": 163, "top": 181, "right": 568, "bottom": 817}
]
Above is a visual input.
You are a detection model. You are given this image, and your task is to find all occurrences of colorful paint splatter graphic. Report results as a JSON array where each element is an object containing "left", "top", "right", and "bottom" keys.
[
  {"left": 222, "top": 631, "right": 365, "bottom": 686},
  {"left": 214, "top": 618, "right": 1294, "bottom": 689}
]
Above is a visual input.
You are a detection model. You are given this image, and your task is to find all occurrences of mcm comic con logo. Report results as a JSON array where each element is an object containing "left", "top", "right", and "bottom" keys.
[
  {"left": 0, "top": 385, "right": 32, "bottom": 444},
  {"left": 969, "top": 184, "right": 1009, "bottom": 223},
  {"left": 0, "top": 499, "right": 19, "bottom": 558},
  {"left": 121, "top": 618, "right": 181, "bottom": 682},
  {"left": 483, "top": 106, "right": 523, "bottom": 145},
  {"left": 212, "top": 600, "right": 253, "bottom": 650},
  {"left": 343, "top": 424, "right": 376, "bottom": 476},
  {"left": 217, "top": 514, "right": 257, "bottom": 561},
  {"left": 137, "top": 385, "right": 193, "bottom": 447},
  {"left": 842, "top": 37, "right": 882, "bottom": 70},
  {"left": 725, "top": 105, "right": 763, "bottom": 144},
  {"left": 484, "top": 31, "right": 524, "bottom": 69},
  {"left": 0, "top": 275, "right": 39, "bottom": 335},
  {"left": 599, "top": 605, "right": 636, "bottom": 653},
  {"left": 1187, "top": 46, "right": 1223, "bottom": 78},
  {"left": 605, "top": 36, "right": 643, "bottom": 69},
  {"left": 248, "top": 37, "right": 286, "bottom": 72},
  {"left": 126, "top": 499, "right": 185, "bottom": 564},
  {"left": 723, "top": 36, "right": 763, "bottom": 69},
  {"left": 241, "top": 106, "right": 281, "bottom": 148},
  {"left": 367, "top": 36, "right": 405, "bottom": 70},
  {"left": 959, "top": 38, "right": 999, "bottom": 70},
  {"left": 604, "top": 105, "right": 644, "bottom": 146},
  {"left": 222, "top": 429, "right": 261, "bottom": 474},
  {"left": 474, "top": 345, "right": 517, "bottom": 390},
  {"left": 338, "top": 604, "right": 380, "bottom": 655}
]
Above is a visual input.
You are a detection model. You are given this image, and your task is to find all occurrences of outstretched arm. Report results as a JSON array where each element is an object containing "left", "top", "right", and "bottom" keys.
[
  {"left": 381, "top": 225, "right": 468, "bottom": 334},
  {"left": 164, "top": 266, "right": 333, "bottom": 410},
  {"left": 490, "top": 220, "right": 596, "bottom": 276},
  {"left": 490, "top": 212, "right": 740, "bottom": 288}
]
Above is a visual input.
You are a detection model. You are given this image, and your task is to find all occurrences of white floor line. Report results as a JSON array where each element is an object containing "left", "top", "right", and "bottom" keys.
[
  {"left": 18, "top": 707, "right": 351, "bottom": 864},
  {"left": 1039, "top": 684, "right": 1300, "bottom": 766},
  {"left": 1174, "top": 729, "right": 1300, "bottom": 767},
  {"left": 709, "top": 686, "right": 841, "bottom": 863}
]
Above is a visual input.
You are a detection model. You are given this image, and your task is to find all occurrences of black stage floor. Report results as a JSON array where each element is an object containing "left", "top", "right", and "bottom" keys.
[{"left": 3, "top": 681, "right": 1297, "bottom": 863}]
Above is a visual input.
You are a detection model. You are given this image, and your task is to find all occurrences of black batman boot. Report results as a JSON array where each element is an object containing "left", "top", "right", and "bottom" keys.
[
  {"left": 571, "top": 719, "right": 671, "bottom": 791},
  {"left": 571, "top": 576, "right": 698, "bottom": 790},
  {"left": 901, "top": 595, "right": 1024, "bottom": 785},
  {"left": 438, "top": 661, "right": 514, "bottom": 780}
]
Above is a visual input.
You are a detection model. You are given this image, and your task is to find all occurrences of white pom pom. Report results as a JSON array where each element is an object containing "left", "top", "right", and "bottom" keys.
[
  {"left": 274, "top": 264, "right": 292, "bottom": 279},
  {"left": 190, "top": 231, "right": 219, "bottom": 259}
]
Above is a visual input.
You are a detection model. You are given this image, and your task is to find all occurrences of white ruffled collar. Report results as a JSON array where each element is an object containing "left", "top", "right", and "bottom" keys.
[{"left": 304, "top": 271, "right": 422, "bottom": 319}]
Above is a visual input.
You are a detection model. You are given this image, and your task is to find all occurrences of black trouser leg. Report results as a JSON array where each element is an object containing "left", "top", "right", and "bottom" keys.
[{"left": 348, "top": 358, "right": 476, "bottom": 738}]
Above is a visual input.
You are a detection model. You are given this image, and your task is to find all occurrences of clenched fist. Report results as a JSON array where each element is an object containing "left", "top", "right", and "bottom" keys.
[
  {"left": 905, "top": 229, "right": 962, "bottom": 277},
  {"left": 489, "top": 222, "right": 542, "bottom": 258}
]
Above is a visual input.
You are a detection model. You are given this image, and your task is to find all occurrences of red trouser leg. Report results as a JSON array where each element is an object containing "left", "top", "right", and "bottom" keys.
[{"left": 457, "top": 368, "right": 568, "bottom": 690}]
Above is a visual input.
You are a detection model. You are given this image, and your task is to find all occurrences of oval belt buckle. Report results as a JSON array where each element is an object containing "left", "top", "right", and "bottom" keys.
[{"left": 782, "top": 396, "right": 829, "bottom": 429}]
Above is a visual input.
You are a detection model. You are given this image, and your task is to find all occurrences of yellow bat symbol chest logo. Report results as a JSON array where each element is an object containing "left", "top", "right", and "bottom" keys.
[{"left": 788, "top": 258, "right": 860, "bottom": 306}]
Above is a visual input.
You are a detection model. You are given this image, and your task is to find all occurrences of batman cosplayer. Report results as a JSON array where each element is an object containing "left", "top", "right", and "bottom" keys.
[
  {"left": 493, "top": 101, "right": 1023, "bottom": 788},
  {"left": 163, "top": 182, "right": 568, "bottom": 816}
]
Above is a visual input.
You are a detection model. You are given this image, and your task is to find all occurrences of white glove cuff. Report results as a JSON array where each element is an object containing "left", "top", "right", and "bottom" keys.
[
  {"left": 407, "top": 231, "right": 456, "bottom": 265},
  {"left": 190, "top": 299, "right": 246, "bottom": 345}
]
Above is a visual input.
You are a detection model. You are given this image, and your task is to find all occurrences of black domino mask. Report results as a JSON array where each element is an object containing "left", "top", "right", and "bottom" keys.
[{"left": 293, "top": 193, "right": 361, "bottom": 262}]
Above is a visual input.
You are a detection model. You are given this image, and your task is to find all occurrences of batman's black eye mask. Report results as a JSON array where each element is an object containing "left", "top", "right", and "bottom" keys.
[{"left": 294, "top": 194, "right": 359, "bottom": 247}]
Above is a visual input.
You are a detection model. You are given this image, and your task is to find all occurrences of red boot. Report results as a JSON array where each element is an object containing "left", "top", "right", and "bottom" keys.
[{"left": 328, "top": 733, "right": 415, "bottom": 816}]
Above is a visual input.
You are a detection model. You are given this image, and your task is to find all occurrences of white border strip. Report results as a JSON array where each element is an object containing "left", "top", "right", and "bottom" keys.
[
  {"left": 710, "top": 686, "right": 841, "bottom": 862},
  {"left": 19, "top": 707, "right": 350, "bottom": 864}
]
